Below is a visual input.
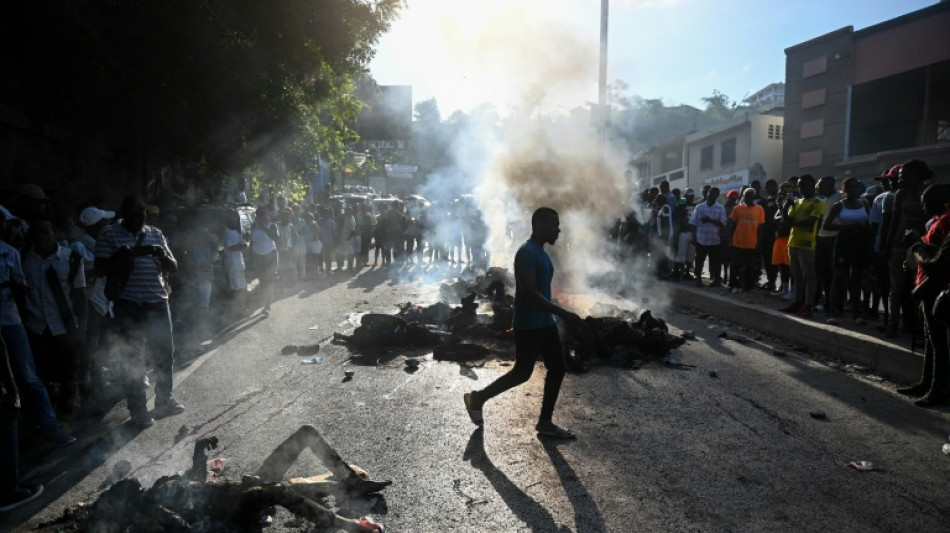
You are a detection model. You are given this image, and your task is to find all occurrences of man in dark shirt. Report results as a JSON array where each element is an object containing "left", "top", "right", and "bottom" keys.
[{"left": 463, "top": 207, "right": 582, "bottom": 438}]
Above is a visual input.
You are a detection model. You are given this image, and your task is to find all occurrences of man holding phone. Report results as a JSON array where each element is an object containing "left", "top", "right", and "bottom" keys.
[{"left": 95, "top": 195, "right": 181, "bottom": 429}]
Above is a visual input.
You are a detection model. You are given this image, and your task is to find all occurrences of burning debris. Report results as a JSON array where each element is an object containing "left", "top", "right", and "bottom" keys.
[
  {"left": 562, "top": 310, "right": 686, "bottom": 365},
  {"left": 332, "top": 313, "right": 448, "bottom": 348},
  {"left": 38, "top": 427, "right": 388, "bottom": 533}
]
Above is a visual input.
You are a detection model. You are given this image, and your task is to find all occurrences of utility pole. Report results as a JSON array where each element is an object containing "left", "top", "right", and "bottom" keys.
[{"left": 598, "top": 0, "right": 609, "bottom": 146}]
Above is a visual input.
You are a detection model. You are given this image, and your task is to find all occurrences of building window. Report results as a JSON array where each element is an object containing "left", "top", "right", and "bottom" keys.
[
  {"left": 938, "top": 119, "right": 950, "bottom": 142},
  {"left": 769, "top": 125, "right": 784, "bottom": 140},
  {"left": 721, "top": 138, "right": 736, "bottom": 167},
  {"left": 700, "top": 146, "right": 713, "bottom": 171}
]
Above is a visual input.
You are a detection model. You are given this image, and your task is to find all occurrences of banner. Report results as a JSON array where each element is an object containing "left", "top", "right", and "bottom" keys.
[{"left": 702, "top": 168, "right": 749, "bottom": 194}]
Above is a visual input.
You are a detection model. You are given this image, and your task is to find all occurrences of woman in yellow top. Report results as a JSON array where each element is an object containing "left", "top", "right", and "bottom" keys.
[{"left": 780, "top": 175, "right": 825, "bottom": 318}]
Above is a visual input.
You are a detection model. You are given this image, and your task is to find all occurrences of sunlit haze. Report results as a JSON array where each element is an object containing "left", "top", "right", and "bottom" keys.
[{"left": 370, "top": 0, "right": 938, "bottom": 116}]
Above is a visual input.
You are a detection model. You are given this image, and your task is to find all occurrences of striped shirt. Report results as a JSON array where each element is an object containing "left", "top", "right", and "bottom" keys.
[{"left": 95, "top": 223, "right": 174, "bottom": 303}]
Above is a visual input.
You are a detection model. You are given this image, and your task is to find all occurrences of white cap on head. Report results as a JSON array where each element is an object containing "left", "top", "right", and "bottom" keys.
[{"left": 79, "top": 206, "right": 115, "bottom": 227}]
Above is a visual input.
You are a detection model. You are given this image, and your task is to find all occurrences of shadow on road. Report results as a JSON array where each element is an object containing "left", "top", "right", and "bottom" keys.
[
  {"left": 463, "top": 428, "right": 569, "bottom": 532},
  {"left": 541, "top": 440, "right": 608, "bottom": 533}
]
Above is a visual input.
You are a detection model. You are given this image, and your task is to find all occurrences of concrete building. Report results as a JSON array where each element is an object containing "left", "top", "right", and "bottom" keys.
[
  {"left": 630, "top": 112, "right": 784, "bottom": 195},
  {"left": 685, "top": 113, "right": 785, "bottom": 193},
  {"left": 783, "top": 2, "right": 950, "bottom": 181},
  {"left": 744, "top": 82, "right": 786, "bottom": 109},
  {"left": 630, "top": 137, "right": 688, "bottom": 193}
]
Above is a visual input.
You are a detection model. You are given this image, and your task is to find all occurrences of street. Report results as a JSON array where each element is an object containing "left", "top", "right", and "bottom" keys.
[{"left": 10, "top": 264, "right": 950, "bottom": 532}]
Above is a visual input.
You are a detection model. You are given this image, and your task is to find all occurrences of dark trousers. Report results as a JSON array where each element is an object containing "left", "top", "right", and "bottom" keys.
[
  {"left": 815, "top": 236, "right": 836, "bottom": 306},
  {"left": 478, "top": 327, "right": 565, "bottom": 422},
  {"left": 112, "top": 300, "right": 174, "bottom": 414},
  {"left": 919, "top": 300, "right": 950, "bottom": 395},
  {"left": 758, "top": 227, "right": 777, "bottom": 284},
  {"left": 0, "top": 415, "right": 18, "bottom": 501},
  {"left": 730, "top": 247, "right": 758, "bottom": 289},
  {"left": 694, "top": 243, "right": 722, "bottom": 282},
  {"left": 26, "top": 329, "right": 80, "bottom": 415}
]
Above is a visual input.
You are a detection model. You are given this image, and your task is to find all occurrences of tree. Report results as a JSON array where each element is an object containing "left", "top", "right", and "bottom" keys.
[{"left": 0, "top": 1, "right": 404, "bottom": 193}]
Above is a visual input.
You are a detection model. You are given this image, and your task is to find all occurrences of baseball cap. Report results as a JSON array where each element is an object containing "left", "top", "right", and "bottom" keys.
[
  {"left": 18, "top": 183, "right": 49, "bottom": 201},
  {"left": 875, "top": 165, "right": 901, "bottom": 181},
  {"left": 79, "top": 206, "right": 115, "bottom": 227},
  {"left": 726, "top": 190, "right": 740, "bottom": 200}
]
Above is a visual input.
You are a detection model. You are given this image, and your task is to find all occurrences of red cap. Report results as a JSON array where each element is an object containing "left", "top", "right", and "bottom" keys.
[
  {"left": 726, "top": 190, "right": 740, "bottom": 200},
  {"left": 882, "top": 165, "right": 901, "bottom": 178}
]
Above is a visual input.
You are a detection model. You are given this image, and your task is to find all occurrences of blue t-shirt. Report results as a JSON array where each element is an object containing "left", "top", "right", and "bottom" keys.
[{"left": 513, "top": 240, "right": 556, "bottom": 330}]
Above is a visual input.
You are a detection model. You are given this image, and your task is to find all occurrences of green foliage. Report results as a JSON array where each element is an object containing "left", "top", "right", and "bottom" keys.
[{"left": 1, "top": 0, "right": 404, "bottom": 191}]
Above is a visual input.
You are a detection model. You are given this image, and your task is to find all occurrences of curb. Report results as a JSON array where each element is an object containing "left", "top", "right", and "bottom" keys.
[{"left": 670, "top": 285, "right": 921, "bottom": 384}]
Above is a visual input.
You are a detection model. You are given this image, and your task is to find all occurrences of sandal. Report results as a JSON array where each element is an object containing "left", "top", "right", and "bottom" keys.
[
  {"left": 358, "top": 516, "right": 385, "bottom": 532},
  {"left": 535, "top": 424, "right": 576, "bottom": 439},
  {"left": 463, "top": 392, "right": 483, "bottom": 425}
]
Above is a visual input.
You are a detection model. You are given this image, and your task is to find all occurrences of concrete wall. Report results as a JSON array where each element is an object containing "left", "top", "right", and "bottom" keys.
[
  {"left": 783, "top": 28, "right": 852, "bottom": 180},
  {"left": 852, "top": 8, "right": 950, "bottom": 85}
]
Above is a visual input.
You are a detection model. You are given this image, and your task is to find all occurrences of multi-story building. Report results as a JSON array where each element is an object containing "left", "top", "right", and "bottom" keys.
[
  {"left": 685, "top": 113, "right": 785, "bottom": 193},
  {"left": 630, "top": 112, "right": 784, "bottom": 195},
  {"left": 783, "top": 2, "right": 950, "bottom": 181},
  {"left": 744, "top": 82, "right": 786, "bottom": 110}
]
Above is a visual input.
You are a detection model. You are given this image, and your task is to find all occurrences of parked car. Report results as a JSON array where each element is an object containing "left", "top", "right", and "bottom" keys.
[
  {"left": 329, "top": 194, "right": 372, "bottom": 214},
  {"left": 371, "top": 196, "right": 401, "bottom": 216},
  {"left": 401, "top": 194, "right": 431, "bottom": 217}
]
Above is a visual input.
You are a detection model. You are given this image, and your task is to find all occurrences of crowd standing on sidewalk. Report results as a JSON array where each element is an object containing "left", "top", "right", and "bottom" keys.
[{"left": 618, "top": 158, "right": 950, "bottom": 405}]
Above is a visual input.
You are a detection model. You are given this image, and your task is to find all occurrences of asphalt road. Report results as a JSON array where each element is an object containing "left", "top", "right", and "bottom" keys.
[{"left": 8, "top": 264, "right": 950, "bottom": 532}]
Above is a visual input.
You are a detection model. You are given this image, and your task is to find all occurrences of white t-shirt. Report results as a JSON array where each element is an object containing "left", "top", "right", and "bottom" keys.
[{"left": 250, "top": 227, "right": 276, "bottom": 255}]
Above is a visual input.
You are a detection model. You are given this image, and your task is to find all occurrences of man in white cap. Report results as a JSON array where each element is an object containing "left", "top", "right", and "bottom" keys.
[{"left": 69, "top": 206, "right": 114, "bottom": 413}]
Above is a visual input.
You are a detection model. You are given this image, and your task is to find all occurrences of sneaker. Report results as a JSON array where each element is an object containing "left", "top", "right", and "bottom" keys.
[
  {"left": 0, "top": 484, "right": 44, "bottom": 513},
  {"left": 780, "top": 303, "right": 802, "bottom": 313},
  {"left": 43, "top": 426, "right": 77, "bottom": 446},
  {"left": 153, "top": 398, "right": 185, "bottom": 418},
  {"left": 795, "top": 306, "right": 814, "bottom": 318},
  {"left": 130, "top": 412, "right": 155, "bottom": 429}
]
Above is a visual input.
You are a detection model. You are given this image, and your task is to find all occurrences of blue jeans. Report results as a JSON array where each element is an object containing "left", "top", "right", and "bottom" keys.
[
  {"left": 1, "top": 324, "right": 59, "bottom": 429},
  {"left": 0, "top": 415, "right": 18, "bottom": 501},
  {"left": 112, "top": 300, "right": 174, "bottom": 413}
]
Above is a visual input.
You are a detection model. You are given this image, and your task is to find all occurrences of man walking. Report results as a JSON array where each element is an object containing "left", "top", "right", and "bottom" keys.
[{"left": 463, "top": 207, "right": 582, "bottom": 438}]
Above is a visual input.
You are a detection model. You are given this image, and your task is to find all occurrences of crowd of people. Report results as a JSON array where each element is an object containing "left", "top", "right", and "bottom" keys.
[
  {"left": 2, "top": 160, "right": 947, "bottom": 511},
  {"left": 616, "top": 158, "right": 950, "bottom": 408},
  {"left": 0, "top": 184, "right": 492, "bottom": 512}
]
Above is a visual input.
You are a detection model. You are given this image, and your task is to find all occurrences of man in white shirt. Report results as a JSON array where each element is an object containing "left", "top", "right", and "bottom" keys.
[{"left": 22, "top": 218, "right": 86, "bottom": 419}]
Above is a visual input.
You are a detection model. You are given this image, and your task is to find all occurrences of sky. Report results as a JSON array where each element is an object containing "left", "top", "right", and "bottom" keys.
[{"left": 369, "top": 0, "right": 938, "bottom": 117}]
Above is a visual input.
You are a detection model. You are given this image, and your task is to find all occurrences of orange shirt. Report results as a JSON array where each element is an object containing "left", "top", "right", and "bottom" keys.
[{"left": 729, "top": 203, "right": 765, "bottom": 249}]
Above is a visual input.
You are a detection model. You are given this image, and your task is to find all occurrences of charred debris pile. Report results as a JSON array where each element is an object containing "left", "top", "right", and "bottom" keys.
[
  {"left": 332, "top": 268, "right": 686, "bottom": 368},
  {"left": 36, "top": 437, "right": 386, "bottom": 533}
]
